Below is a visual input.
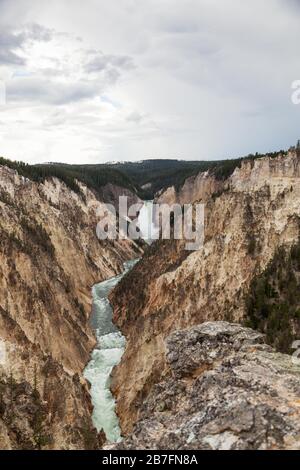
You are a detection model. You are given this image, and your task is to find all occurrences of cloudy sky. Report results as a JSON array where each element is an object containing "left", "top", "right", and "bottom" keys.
[{"left": 0, "top": 0, "right": 300, "bottom": 164}]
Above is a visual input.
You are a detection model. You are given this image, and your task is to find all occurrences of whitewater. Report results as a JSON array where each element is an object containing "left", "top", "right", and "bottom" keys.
[{"left": 84, "top": 201, "right": 156, "bottom": 442}]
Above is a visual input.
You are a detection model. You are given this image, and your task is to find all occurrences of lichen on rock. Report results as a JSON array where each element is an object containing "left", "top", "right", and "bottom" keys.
[{"left": 115, "top": 322, "right": 300, "bottom": 450}]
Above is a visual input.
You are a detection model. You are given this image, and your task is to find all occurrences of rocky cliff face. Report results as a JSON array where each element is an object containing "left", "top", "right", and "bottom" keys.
[
  {"left": 111, "top": 150, "right": 300, "bottom": 435},
  {"left": 156, "top": 171, "right": 223, "bottom": 206},
  {"left": 0, "top": 165, "right": 142, "bottom": 449},
  {"left": 115, "top": 322, "right": 300, "bottom": 450}
]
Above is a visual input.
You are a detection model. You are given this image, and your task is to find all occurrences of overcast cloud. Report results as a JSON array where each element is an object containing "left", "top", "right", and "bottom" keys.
[{"left": 0, "top": 0, "right": 300, "bottom": 164}]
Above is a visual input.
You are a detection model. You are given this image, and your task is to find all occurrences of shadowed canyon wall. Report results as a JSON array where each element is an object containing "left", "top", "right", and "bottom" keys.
[
  {"left": 111, "top": 151, "right": 300, "bottom": 436},
  {"left": 0, "top": 165, "right": 142, "bottom": 449}
]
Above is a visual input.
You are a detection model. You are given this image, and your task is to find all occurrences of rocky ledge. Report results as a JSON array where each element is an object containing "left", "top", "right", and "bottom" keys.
[{"left": 116, "top": 322, "right": 300, "bottom": 450}]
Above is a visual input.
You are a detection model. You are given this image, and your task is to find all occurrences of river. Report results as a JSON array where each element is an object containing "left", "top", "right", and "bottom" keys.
[{"left": 84, "top": 201, "right": 156, "bottom": 443}]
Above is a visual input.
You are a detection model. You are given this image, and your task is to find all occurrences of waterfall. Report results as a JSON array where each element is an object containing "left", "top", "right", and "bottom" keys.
[{"left": 84, "top": 201, "right": 155, "bottom": 443}]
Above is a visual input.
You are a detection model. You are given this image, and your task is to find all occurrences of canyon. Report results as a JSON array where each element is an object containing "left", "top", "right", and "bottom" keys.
[
  {"left": 110, "top": 150, "right": 300, "bottom": 445},
  {"left": 1, "top": 150, "right": 300, "bottom": 450},
  {"left": 0, "top": 165, "right": 142, "bottom": 449}
]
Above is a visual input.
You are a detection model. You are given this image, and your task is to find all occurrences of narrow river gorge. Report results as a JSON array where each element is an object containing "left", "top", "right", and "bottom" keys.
[
  {"left": 84, "top": 201, "right": 156, "bottom": 443},
  {"left": 84, "top": 259, "right": 139, "bottom": 442}
]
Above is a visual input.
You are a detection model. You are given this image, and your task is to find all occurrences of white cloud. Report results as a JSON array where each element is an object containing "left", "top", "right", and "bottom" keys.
[
  {"left": 7, "top": 78, "right": 100, "bottom": 104},
  {"left": 0, "top": 0, "right": 300, "bottom": 163},
  {"left": 126, "top": 111, "right": 144, "bottom": 123}
]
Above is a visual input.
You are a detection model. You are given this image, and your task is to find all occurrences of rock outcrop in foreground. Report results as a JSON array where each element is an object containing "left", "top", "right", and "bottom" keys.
[{"left": 116, "top": 322, "right": 300, "bottom": 450}]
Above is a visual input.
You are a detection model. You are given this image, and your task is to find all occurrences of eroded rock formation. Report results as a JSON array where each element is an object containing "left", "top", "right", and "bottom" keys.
[
  {"left": 115, "top": 322, "right": 300, "bottom": 450},
  {"left": 111, "top": 150, "right": 300, "bottom": 435},
  {"left": 0, "top": 165, "right": 142, "bottom": 449}
]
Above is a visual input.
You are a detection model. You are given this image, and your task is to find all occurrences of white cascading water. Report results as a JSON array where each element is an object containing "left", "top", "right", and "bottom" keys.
[
  {"left": 84, "top": 259, "right": 138, "bottom": 443},
  {"left": 138, "top": 200, "right": 160, "bottom": 244},
  {"left": 84, "top": 201, "right": 156, "bottom": 443}
]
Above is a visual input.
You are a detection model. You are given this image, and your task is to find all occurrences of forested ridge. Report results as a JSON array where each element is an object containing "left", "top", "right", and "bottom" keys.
[{"left": 0, "top": 149, "right": 287, "bottom": 199}]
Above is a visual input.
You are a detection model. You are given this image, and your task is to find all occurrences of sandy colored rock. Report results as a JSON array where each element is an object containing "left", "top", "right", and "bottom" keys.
[
  {"left": 0, "top": 165, "right": 142, "bottom": 449},
  {"left": 115, "top": 322, "right": 300, "bottom": 450},
  {"left": 111, "top": 150, "right": 300, "bottom": 435}
]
